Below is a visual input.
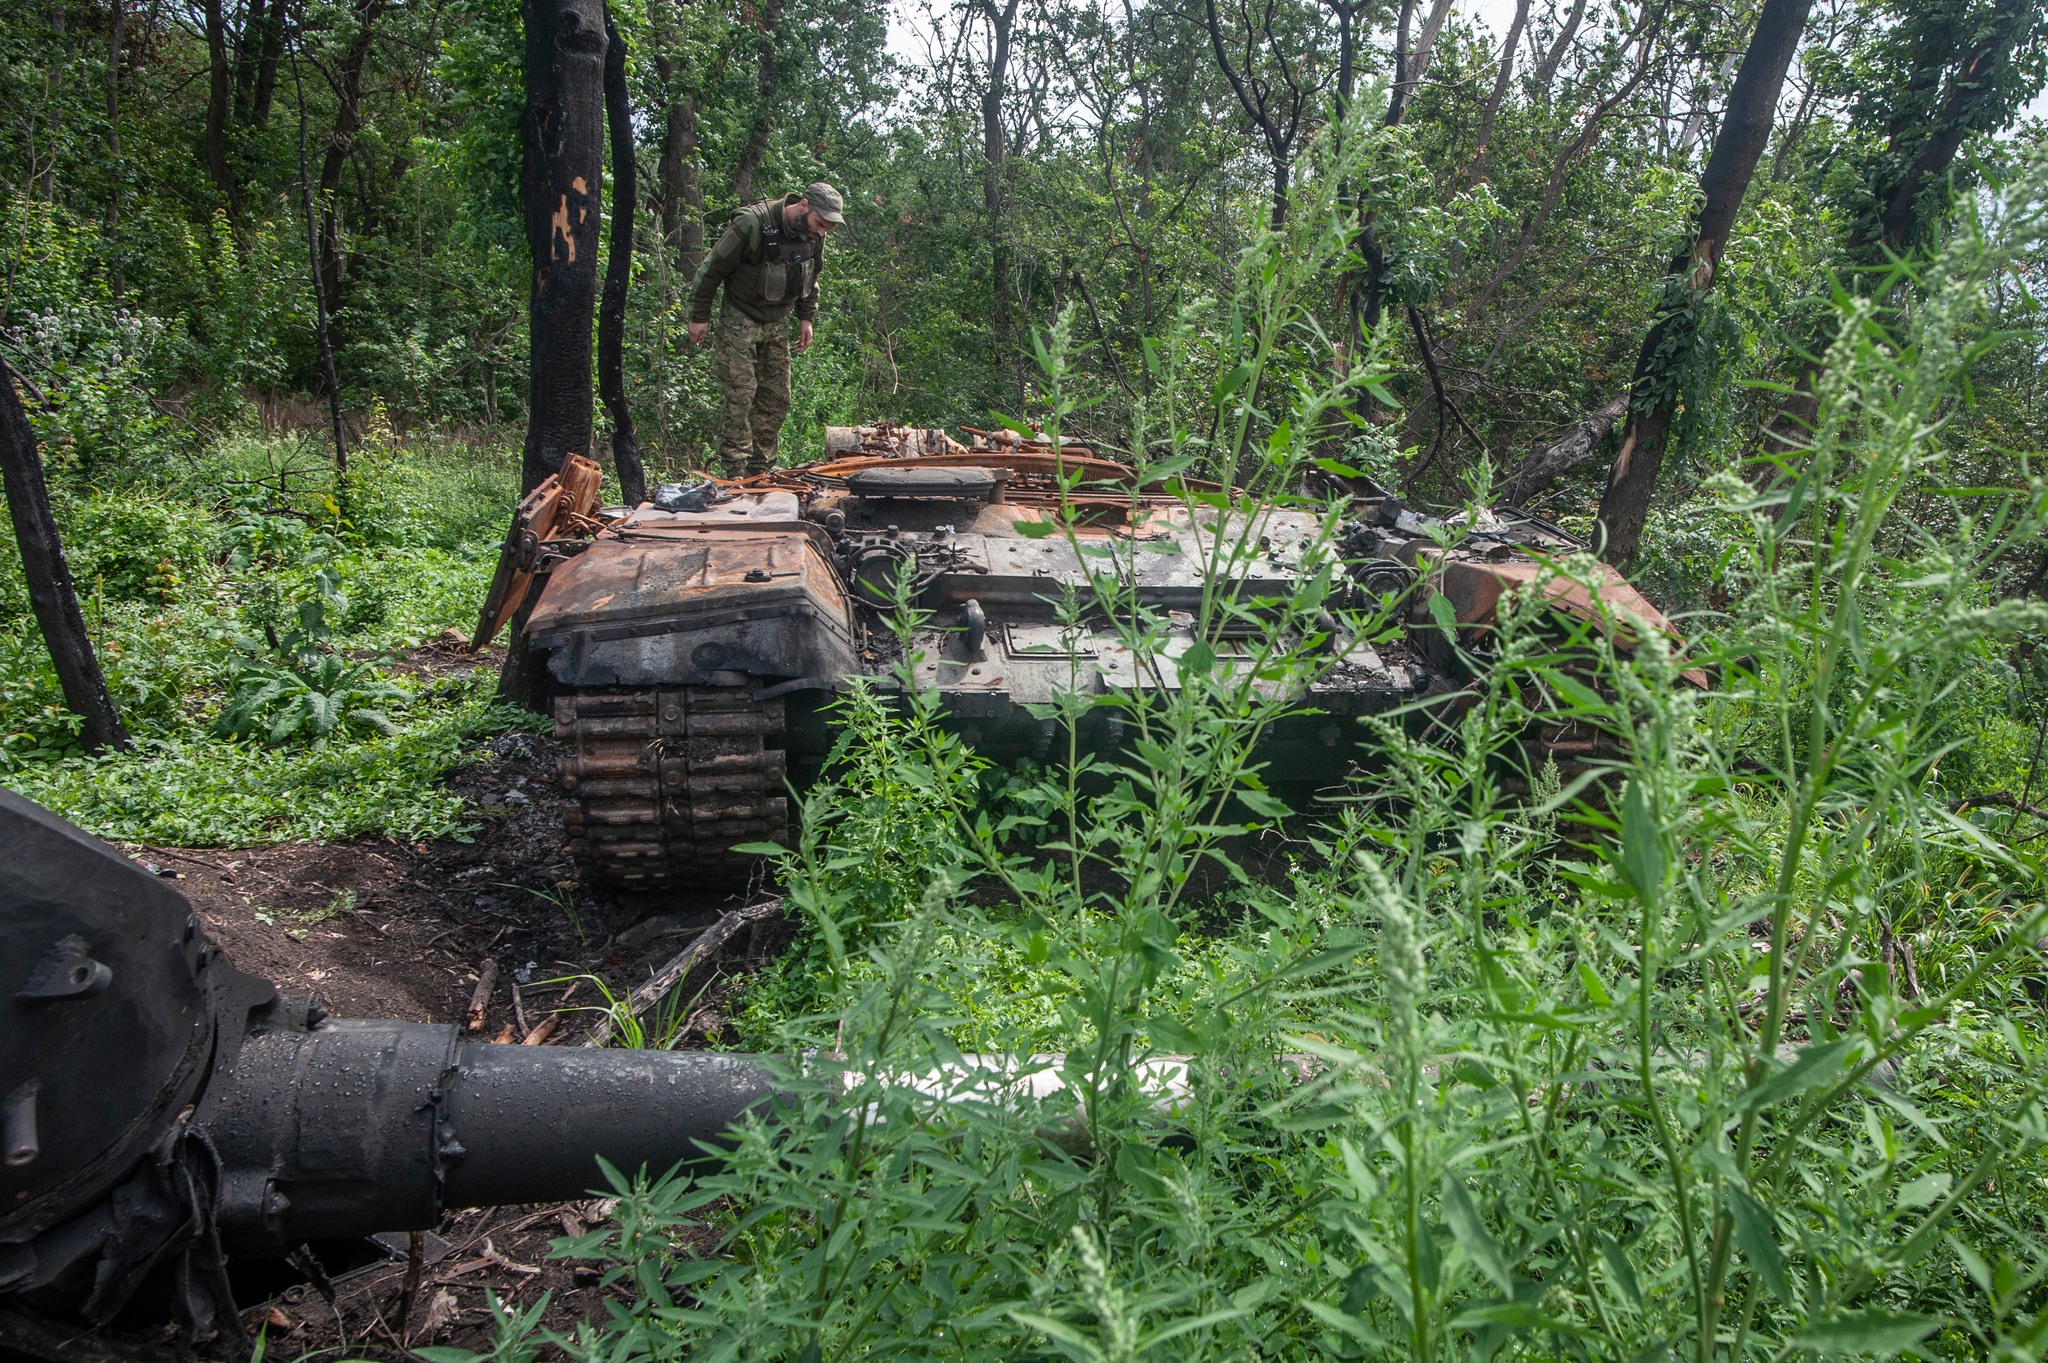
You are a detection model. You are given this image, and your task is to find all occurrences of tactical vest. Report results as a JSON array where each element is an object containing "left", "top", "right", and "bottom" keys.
[{"left": 744, "top": 199, "right": 815, "bottom": 310}]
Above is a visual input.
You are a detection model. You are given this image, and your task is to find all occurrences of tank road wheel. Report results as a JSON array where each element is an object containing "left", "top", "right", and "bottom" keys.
[{"left": 555, "top": 688, "right": 790, "bottom": 890}]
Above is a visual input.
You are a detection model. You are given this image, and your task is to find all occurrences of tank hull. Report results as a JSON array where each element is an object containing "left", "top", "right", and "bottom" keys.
[{"left": 500, "top": 425, "right": 1691, "bottom": 889}]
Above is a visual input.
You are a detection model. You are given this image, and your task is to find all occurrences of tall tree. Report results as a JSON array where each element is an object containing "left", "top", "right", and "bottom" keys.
[
  {"left": 1595, "top": 0, "right": 1815, "bottom": 564},
  {"left": 978, "top": 0, "right": 1024, "bottom": 349},
  {"left": 649, "top": 0, "right": 705, "bottom": 279},
  {"left": 1202, "top": 0, "right": 1325, "bottom": 228},
  {"left": 1849, "top": 0, "right": 2045, "bottom": 263},
  {"left": 202, "top": 0, "right": 237, "bottom": 214},
  {"left": 1759, "top": 0, "right": 2045, "bottom": 452},
  {"left": 729, "top": 0, "right": 788, "bottom": 203},
  {"left": 521, "top": 0, "right": 609, "bottom": 490},
  {"left": 315, "top": 0, "right": 388, "bottom": 317},
  {"left": 599, "top": 3, "right": 646, "bottom": 506},
  {"left": 0, "top": 364, "right": 129, "bottom": 753}
]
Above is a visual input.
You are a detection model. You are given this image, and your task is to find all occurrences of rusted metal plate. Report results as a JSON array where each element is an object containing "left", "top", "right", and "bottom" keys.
[
  {"left": 1428, "top": 555, "right": 1708, "bottom": 686},
  {"left": 473, "top": 455, "right": 605, "bottom": 648},
  {"left": 526, "top": 529, "right": 846, "bottom": 637}
]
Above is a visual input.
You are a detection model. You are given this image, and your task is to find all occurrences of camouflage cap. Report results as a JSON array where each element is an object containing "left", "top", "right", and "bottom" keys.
[{"left": 803, "top": 182, "right": 846, "bottom": 225}]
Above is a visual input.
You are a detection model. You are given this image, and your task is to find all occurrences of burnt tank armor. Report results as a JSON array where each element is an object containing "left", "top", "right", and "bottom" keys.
[
  {"left": 481, "top": 426, "right": 1692, "bottom": 890},
  {"left": 0, "top": 788, "right": 777, "bottom": 1357}
]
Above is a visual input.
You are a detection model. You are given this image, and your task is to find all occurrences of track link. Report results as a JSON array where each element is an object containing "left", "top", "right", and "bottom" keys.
[{"left": 555, "top": 688, "right": 789, "bottom": 889}]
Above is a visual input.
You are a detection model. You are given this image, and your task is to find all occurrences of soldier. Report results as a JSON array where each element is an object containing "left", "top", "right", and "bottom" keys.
[{"left": 687, "top": 182, "right": 844, "bottom": 476}]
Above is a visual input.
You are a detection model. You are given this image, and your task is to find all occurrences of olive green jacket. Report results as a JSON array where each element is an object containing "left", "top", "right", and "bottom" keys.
[{"left": 689, "top": 194, "right": 824, "bottom": 325}]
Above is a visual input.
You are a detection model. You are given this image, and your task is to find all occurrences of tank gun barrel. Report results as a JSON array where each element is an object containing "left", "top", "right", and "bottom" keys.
[
  {"left": 0, "top": 787, "right": 774, "bottom": 1347},
  {"left": 198, "top": 1020, "right": 775, "bottom": 1254}
]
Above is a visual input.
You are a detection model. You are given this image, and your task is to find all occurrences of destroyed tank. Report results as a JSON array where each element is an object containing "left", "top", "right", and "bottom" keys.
[
  {"left": 478, "top": 424, "right": 1688, "bottom": 890},
  {"left": 0, "top": 787, "right": 778, "bottom": 1356}
]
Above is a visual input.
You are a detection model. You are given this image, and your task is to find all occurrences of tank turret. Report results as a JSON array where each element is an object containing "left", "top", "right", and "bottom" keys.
[{"left": 0, "top": 787, "right": 775, "bottom": 1355}]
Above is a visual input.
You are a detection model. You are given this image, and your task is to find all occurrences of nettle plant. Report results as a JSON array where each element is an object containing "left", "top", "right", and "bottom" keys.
[{"left": 443, "top": 155, "right": 2048, "bottom": 1363}]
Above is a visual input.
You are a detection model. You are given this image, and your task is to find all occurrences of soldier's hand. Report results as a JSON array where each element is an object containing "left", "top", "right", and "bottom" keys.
[
  {"left": 687, "top": 321, "right": 709, "bottom": 345},
  {"left": 795, "top": 318, "right": 815, "bottom": 354}
]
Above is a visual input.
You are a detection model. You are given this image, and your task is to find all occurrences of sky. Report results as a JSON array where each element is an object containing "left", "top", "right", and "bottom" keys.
[{"left": 883, "top": 0, "right": 2048, "bottom": 121}]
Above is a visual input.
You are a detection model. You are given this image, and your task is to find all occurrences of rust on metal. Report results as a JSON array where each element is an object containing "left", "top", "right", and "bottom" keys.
[{"left": 473, "top": 454, "right": 606, "bottom": 648}]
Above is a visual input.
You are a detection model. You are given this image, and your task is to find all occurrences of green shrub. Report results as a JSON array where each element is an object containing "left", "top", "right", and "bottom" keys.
[{"left": 450, "top": 146, "right": 2048, "bottom": 1363}]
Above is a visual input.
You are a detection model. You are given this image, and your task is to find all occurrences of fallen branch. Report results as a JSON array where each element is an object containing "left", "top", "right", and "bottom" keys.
[
  {"left": 1950, "top": 792, "right": 2048, "bottom": 822},
  {"left": 466, "top": 959, "right": 499, "bottom": 1033},
  {"left": 1496, "top": 394, "right": 1630, "bottom": 506},
  {"left": 582, "top": 899, "right": 783, "bottom": 1048}
]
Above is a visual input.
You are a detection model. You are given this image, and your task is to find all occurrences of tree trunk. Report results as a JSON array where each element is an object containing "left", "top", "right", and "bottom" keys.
[
  {"left": 38, "top": 1, "right": 65, "bottom": 201},
  {"left": 980, "top": 0, "right": 1023, "bottom": 354},
  {"left": 234, "top": 0, "right": 266, "bottom": 117},
  {"left": 252, "top": 0, "right": 288, "bottom": 126},
  {"left": 652, "top": 47, "right": 703, "bottom": 277},
  {"left": 0, "top": 364, "right": 129, "bottom": 753},
  {"left": 599, "top": 3, "right": 646, "bottom": 507},
  {"left": 729, "top": 0, "right": 785, "bottom": 204},
  {"left": 316, "top": 0, "right": 386, "bottom": 317},
  {"left": 105, "top": 0, "right": 123, "bottom": 278},
  {"left": 1862, "top": 0, "right": 2039, "bottom": 259},
  {"left": 1532, "top": 0, "right": 1586, "bottom": 98},
  {"left": 202, "top": 0, "right": 236, "bottom": 214},
  {"left": 1463, "top": 0, "right": 1530, "bottom": 185},
  {"left": 521, "top": 0, "right": 608, "bottom": 491},
  {"left": 1596, "top": 0, "right": 1814, "bottom": 565},
  {"left": 289, "top": 29, "right": 348, "bottom": 483}
]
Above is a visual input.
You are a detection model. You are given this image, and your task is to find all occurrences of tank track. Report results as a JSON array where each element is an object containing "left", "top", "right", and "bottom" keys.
[{"left": 554, "top": 688, "right": 789, "bottom": 889}]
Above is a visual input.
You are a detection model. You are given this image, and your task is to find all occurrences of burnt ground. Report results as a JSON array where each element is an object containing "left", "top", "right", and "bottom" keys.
[{"left": 96, "top": 662, "right": 800, "bottom": 1360}]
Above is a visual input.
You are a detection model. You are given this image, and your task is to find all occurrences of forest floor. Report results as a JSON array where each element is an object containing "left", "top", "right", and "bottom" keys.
[{"left": 108, "top": 644, "right": 794, "bottom": 1359}]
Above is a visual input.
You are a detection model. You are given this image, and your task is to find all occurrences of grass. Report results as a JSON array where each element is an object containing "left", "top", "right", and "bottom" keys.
[{"left": 0, "top": 428, "right": 528, "bottom": 845}]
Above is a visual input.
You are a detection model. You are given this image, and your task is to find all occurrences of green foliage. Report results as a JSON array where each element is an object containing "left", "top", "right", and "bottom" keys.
[
  {"left": 10, "top": 679, "right": 523, "bottom": 845},
  {"left": 426, "top": 155, "right": 2048, "bottom": 1363},
  {"left": 212, "top": 652, "right": 404, "bottom": 745}
]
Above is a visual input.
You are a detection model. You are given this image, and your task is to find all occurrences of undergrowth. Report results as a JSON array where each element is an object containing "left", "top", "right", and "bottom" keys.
[
  {"left": 0, "top": 427, "right": 524, "bottom": 843},
  {"left": 430, "top": 139, "right": 2048, "bottom": 1363}
]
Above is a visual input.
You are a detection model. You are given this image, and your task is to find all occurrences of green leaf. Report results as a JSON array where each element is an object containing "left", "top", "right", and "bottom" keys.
[
  {"left": 731, "top": 841, "right": 786, "bottom": 857},
  {"left": 1012, "top": 518, "right": 1056, "bottom": 539},
  {"left": 1441, "top": 1175, "right": 1513, "bottom": 1293},
  {"left": 1617, "top": 778, "right": 1665, "bottom": 905},
  {"left": 1237, "top": 787, "right": 1293, "bottom": 820},
  {"left": 1180, "top": 639, "right": 1217, "bottom": 677},
  {"left": 1213, "top": 362, "right": 1254, "bottom": 405},
  {"left": 1728, "top": 1186, "right": 1790, "bottom": 1302},
  {"left": 1792, "top": 1311, "right": 1939, "bottom": 1355},
  {"left": 1740, "top": 1038, "right": 1855, "bottom": 1114},
  {"left": 1597, "top": 1235, "right": 1642, "bottom": 1310},
  {"left": 1426, "top": 592, "right": 1459, "bottom": 637}
]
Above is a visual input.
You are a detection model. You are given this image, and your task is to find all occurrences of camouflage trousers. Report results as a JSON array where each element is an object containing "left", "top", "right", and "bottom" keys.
[{"left": 712, "top": 306, "right": 792, "bottom": 477}]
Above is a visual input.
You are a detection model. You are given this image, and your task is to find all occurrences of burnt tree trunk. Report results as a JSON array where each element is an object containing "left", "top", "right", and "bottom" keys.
[
  {"left": 1595, "top": 0, "right": 1813, "bottom": 565},
  {"left": 316, "top": 0, "right": 387, "bottom": 318},
  {"left": 728, "top": 0, "right": 785, "bottom": 204},
  {"left": 520, "top": 0, "right": 608, "bottom": 491},
  {"left": 0, "top": 364, "right": 128, "bottom": 753},
  {"left": 599, "top": 4, "right": 646, "bottom": 506}
]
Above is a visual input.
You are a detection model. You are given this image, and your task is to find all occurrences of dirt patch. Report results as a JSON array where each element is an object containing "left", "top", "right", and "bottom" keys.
[{"left": 130, "top": 727, "right": 784, "bottom": 1038}]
